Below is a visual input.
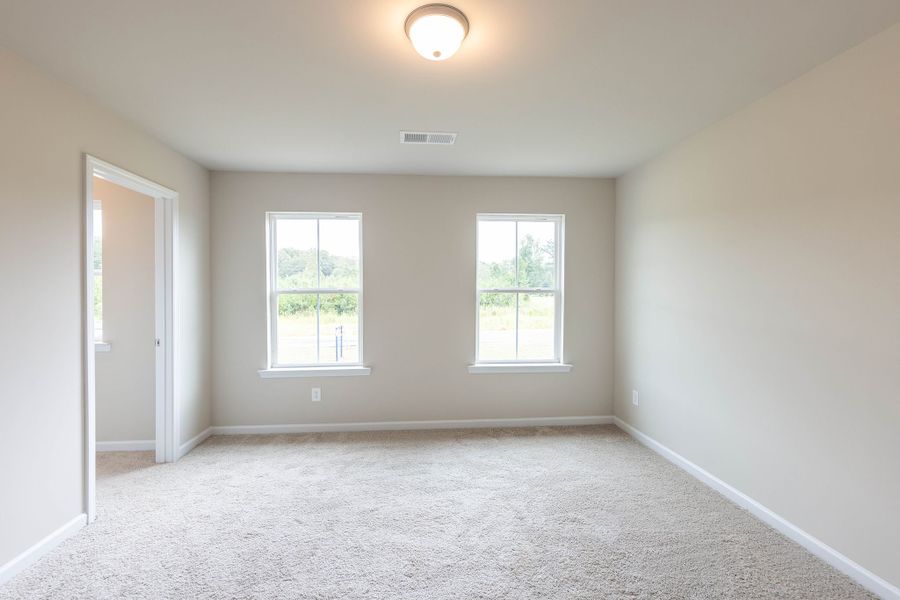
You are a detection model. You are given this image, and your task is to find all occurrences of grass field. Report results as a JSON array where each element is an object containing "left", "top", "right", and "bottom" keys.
[
  {"left": 277, "top": 310, "right": 359, "bottom": 365},
  {"left": 479, "top": 293, "right": 555, "bottom": 360},
  {"left": 275, "top": 294, "right": 555, "bottom": 365}
]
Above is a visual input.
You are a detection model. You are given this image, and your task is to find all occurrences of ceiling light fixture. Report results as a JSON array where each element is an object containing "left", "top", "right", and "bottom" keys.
[{"left": 404, "top": 4, "right": 469, "bottom": 62}]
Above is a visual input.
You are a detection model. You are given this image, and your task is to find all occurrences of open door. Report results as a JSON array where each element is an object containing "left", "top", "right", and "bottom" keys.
[{"left": 83, "top": 155, "right": 179, "bottom": 522}]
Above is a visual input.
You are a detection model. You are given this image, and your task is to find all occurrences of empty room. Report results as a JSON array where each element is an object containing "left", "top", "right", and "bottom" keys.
[{"left": 0, "top": 1, "right": 898, "bottom": 599}]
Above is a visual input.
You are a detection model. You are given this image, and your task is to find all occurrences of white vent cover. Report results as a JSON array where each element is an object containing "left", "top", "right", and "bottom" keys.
[{"left": 400, "top": 131, "right": 457, "bottom": 145}]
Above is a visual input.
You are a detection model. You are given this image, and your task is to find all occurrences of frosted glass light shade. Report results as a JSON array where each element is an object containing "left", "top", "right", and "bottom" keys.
[{"left": 405, "top": 4, "right": 469, "bottom": 61}]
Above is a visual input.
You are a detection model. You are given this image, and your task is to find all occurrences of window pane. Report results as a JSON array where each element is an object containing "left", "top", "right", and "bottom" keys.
[
  {"left": 276, "top": 219, "right": 317, "bottom": 289},
  {"left": 518, "top": 220, "right": 556, "bottom": 289},
  {"left": 319, "top": 219, "right": 360, "bottom": 289},
  {"left": 93, "top": 206, "right": 103, "bottom": 340},
  {"left": 93, "top": 273, "right": 103, "bottom": 340},
  {"left": 477, "top": 220, "right": 516, "bottom": 289},
  {"left": 277, "top": 293, "right": 318, "bottom": 365},
  {"left": 478, "top": 292, "right": 516, "bottom": 360},
  {"left": 318, "top": 293, "right": 359, "bottom": 364},
  {"left": 518, "top": 293, "right": 555, "bottom": 360}
]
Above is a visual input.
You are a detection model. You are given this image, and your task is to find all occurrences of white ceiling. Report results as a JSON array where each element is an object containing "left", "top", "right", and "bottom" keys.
[{"left": 2, "top": 0, "right": 899, "bottom": 176}]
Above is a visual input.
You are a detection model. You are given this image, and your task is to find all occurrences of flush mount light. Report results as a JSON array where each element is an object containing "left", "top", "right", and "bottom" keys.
[{"left": 404, "top": 4, "right": 469, "bottom": 61}]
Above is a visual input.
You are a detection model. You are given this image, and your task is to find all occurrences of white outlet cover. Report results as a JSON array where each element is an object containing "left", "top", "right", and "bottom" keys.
[
  {"left": 311, "top": 388, "right": 321, "bottom": 402},
  {"left": 632, "top": 390, "right": 639, "bottom": 406}
]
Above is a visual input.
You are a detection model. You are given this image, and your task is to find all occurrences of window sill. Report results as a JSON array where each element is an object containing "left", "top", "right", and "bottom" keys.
[
  {"left": 468, "top": 363, "right": 572, "bottom": 374},
  {"left": 258, "top": 366, "right": 371, "bottom": 379},
  {"left": 95, "top": 342, "right": 111, "bottom": 352}
]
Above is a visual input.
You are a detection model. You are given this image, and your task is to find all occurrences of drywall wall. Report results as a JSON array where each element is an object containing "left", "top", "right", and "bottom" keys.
[
  {"left": 615, "top": 23, "right": 900, "bottom": 589},
  {"left": 93, "top": 178, "right": 155, "bottom": 442},
  {"left": 211, "top": 173, "right": 614, "bottom": 426},
  {"left": 0, "top": 50, "right": 211, "bottom": 568}
]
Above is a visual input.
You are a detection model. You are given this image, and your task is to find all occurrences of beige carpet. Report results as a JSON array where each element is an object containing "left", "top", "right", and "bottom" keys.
[{"left": 1, "top": 426, "right": 874, "bottom": 599}]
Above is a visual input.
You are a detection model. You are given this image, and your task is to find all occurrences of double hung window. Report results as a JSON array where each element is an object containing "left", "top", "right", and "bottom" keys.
[
  {"left": 267, "top": 213, "right": 363, "bottom": 368},
  {"left": 475, "top": 214, "right": 564, "bottom": 364}
]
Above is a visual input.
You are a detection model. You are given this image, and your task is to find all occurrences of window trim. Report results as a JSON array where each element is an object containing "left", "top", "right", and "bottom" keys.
[
  {"left": 258, "top": 366, "right": 371, "bottom": 378},
  {"left": 474, "top": 213, "right": 565, "bottom": 365},
  {"left": 266, "top": 211, "right": 364, "bottom": 370},
  {"left": 467, "top": 363, "right": 571, "bottom": 374}
]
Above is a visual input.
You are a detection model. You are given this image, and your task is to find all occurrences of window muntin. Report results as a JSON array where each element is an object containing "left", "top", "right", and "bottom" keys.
[
  {"left": 476, "top": 214, "right": 563, "bottom": 363},
  {"left": 268, "top": 213, "right": 362, "bottom": 368}
]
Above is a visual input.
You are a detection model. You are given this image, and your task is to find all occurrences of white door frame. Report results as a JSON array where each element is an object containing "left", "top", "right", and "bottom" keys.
[{"left": 83, "top": 155, "right": 179, "bottom": 523}]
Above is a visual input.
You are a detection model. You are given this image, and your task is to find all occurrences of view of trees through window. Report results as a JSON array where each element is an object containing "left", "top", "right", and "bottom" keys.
[
  {"left": 93, "top": 203, "right": 103, "bottom": 341},
  {"left": 272, "top": 216, "right": 361, "bottom": 366},
  {"left": 269, "top": 213, "right": 560, "bottom": 367},
  {"left": 477, "top": 217, "right": 561, "bottom": 361}
]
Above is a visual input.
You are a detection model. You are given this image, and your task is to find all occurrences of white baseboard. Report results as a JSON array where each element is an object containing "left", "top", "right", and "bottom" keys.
[
  {"left": 613, "top": 417, "right": 899, "bottom": 600},
  {"left": 0, "top": 513, "right": 86, "bottom": 586},
  {"left": 96, "top": 440, "right": 154, "bottom": 452},
  {"left": 177, "top": 426, "right": 212, "bottom": 459},
  {"left": 211, "top": 415, "right": 613, "bottom": 435}
]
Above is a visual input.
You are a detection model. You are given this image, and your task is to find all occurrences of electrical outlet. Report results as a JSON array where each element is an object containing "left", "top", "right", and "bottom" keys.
[
  {"left": 632, "top": 390, "right": 639, "bottom": 406},
  {"left": 311, "top": 387, "right": 321, "bottom": 402}
]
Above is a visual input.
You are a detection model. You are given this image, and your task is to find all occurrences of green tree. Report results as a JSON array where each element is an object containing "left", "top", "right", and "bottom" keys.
[
  {"left": 477, "top": 233, "right": 555, "bottom": 307},
  {"left": 278, "top": 293, "right": 358, "bottom": 317},
  {"left": 319, "top": 250, "right": 334, "bottom": 278},
  {"left": 517, "top": 233, "right": 554, "bottom": 288}
]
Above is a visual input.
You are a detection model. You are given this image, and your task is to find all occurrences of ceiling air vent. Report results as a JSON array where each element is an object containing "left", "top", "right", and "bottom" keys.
[{"left": 400, "top": 131, "right": 457, "bottom": 145}]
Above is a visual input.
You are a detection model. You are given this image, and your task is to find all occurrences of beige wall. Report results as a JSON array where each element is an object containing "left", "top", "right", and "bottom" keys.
[
  {"left": 212, "top": 173, "right": 614, "bottom": 426},
  {"left": 615, "top": 23, "right": 900, "bottom": 588},
  {"left": 0, "top": 50, "right": 211, "bottom": 566},
  {"left": 94, "top": 178, "right": 156, "bottom": 442}
]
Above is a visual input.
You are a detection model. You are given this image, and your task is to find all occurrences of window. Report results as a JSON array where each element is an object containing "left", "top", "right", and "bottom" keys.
[
  {"left": 93, "top": 201, "right": 103, "bottom": 341},
  {"left": 267, "top": 213, "right": 362, "bottom": 368},
  {"left": 476, "top": 214, "right": 563, "bottom": 364}
]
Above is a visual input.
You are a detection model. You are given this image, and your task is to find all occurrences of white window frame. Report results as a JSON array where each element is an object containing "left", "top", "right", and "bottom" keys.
[
  {"left": 262, "top": 212, "right": 368, "bottom": 377},
  {"left": 472, "top": 213, "right": 569, "bottom": 372}
]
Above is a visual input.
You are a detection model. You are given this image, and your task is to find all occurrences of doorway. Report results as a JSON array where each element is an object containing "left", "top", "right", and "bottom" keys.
[{"left": 83, "top": 155, "right": 178, "bottom": 523}]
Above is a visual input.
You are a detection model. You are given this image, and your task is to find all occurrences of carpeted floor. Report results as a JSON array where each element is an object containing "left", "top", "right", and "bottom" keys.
[{"left": 1, "top": 426, "right": 874, "bottom": 599}]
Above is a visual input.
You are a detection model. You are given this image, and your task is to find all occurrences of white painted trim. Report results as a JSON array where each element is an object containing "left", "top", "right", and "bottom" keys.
[
  {"left": 0, "top": 513, "right": 86, "bottom": 586},
  {"left": 212, "top": 415, "right": 612, "bottom": 435},
  {"left": 84, "top": 155, "right": 180, "bottom": 524},
  {"left": 83, "top": 158, "right": 97, "bottom": 523},
  {"left": 613, "top": 417, "right": 900, "bottom": 600},
  {"left": 177, "top": 426, "right": 212, "bottom": 459},
  {"left": 96, "top": 440, "right": 154, "bottom": 452},
  {"left": 90, "top": 156, "right": 177, "bottom": 198},
  {"left": 94, "top": 341, "right": 111, "bottom": 352},
  {"left": 468, "top": 363, "right": 572, "bottom": 374},
  {"left": 266, "top": 212, "right": 364, "bottom": 369},
  {"left": 258, "top": 366, "right": 371, "bottom": 378},
  {"left": 153, "top": 193, "right": 178, "bottom": 463},
  {"left": 475, "top": 213, "right": 565, "bottom": 364}
]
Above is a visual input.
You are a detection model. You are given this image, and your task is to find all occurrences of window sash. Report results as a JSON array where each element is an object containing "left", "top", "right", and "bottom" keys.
[
  {"left": 475, "top": 214, "right": 563, "bottom": 364},
  {"left": 268, "top": 212, "right": 363, "bottom": 368},
  {"left": 276, "top": 288, "right": 360, "bottom": 293}
]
